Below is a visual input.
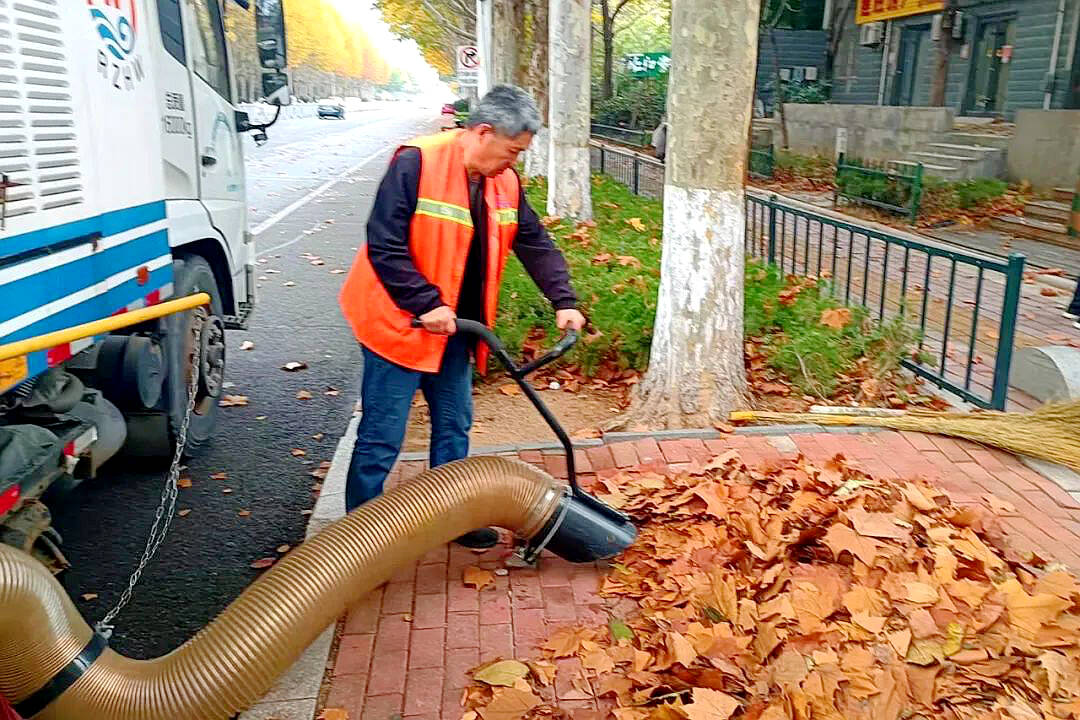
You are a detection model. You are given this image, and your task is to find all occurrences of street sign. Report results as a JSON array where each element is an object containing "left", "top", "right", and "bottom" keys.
[
  {"left": 623, "top": 52, "right": 670, "bottom": 78},
  {"left": 456, "top": 45, "right": 480, "bottom": 87}
]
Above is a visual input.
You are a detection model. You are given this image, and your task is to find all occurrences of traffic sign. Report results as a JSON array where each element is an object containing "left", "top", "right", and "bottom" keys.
[{"left": 457, "top": 45, "right": 481, "bottom": 74}]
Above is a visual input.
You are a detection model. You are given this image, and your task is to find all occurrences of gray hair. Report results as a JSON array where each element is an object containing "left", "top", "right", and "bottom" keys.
[{"left": 466, "top": 85, "right": 542, "bottom": 136}]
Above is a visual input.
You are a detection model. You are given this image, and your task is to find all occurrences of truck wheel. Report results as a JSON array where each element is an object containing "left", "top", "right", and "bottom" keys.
[{"left": 162, "top": 254, "right": 226, "bottom": 457}]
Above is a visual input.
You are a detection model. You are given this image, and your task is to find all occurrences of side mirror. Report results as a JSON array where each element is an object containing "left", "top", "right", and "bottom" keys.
[
  {"left": 255, "top": 0, "right": 287, "bottom": 70},
  {"left": 261, "top": 70, "right": 290, "bottom": 106}
]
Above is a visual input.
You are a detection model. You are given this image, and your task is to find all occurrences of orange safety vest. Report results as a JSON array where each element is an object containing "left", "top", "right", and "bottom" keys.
[{"left": 338, "top": 130, "right": 520, "bottom": 373}]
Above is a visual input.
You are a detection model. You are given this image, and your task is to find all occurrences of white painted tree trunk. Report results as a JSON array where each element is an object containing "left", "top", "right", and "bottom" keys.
[
  {"left": 546, "top": 0, "right": 592, "bottom": 220},
  {"left": 625, "top": 0, "right": 760, "bottom": 428},
  {"left": 524, "top": 126, "right": 549, "bottom": 177}
]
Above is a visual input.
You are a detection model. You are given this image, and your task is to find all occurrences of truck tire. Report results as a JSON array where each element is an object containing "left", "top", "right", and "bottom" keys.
[{"left": 162, "top": 254, "right": 226, "bottom": 457}]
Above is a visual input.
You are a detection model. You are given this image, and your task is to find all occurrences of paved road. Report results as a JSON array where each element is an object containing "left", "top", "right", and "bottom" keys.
[{"left": 49, "top": 105, "right": 440, "bottom": 659}]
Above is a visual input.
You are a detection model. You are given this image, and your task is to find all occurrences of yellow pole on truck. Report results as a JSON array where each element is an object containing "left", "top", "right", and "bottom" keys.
[{"left": 0, "top": 293, "right": 211, "bottom": 362}]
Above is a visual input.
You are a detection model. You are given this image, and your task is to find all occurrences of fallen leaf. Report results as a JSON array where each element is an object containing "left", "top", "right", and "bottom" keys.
[
  {"left": 609, "top": 617, "right": 634, "bottom": 642},
  {"left": 498, "top": 384, "right": 521, "bottom": 396},
  {"left": 283, "top": 281, "right": 296, "bottom": 287},
  {"left": 852, "top": 612, "right": 887, "bottom": 634},
  {"left": 316, "top": 710, "right": 349, "bottom": 720},
  {"left": 820, "top": 307, "right": 853, "bottom": 330},
  {"left": 543, "top": 627, "right": 582, "bottom": 657},
  {"left": 220, "top": 394, "right": 250, "bottom": 407},
  {"left": 464, "top": 566, "right": 494, "bottom": 591},
  {"left": 823, "top": 522, "right": 880, "bottom": 565},
  {"left": 222, "top": 488, "right": 233, "bottom": 495},
  {"left": 324, "top": 387, "right": 340, "bottom": 396},
  {"left": 473, "top": 660, "right": 530, "bottom": 687},
  {"left": 296, "top": 390, "right": 313, "bottom": 400},
  {"left": 210, "top": 471, "right": 227, "bottom": 481},
  {"left": 81, "top": 593, "right": 98, "bottom": 601},
  {"left": 239, "top": 340, "right": 255, "bottom": 351},
  {"left": 1040, "top": 287, "right": 1059, "bottom": 297},
  {"left": 906, "top": 582, "right": 940, "bottom": 604},
  {"left": 626, "top": 217, "right": 647, "bottom": 232},
  {"left": 178, "top": 509, "right": 191, "bottom": 517},
  {"left": 616, "top": 255, "right": 642, "bottom": 268},
  {"left": 667, "top": 631, "right": 697, "bottom": 667},
  {"left": 238, "top": 509, "right": 251, "bottom": 517},
  {"left": 291, "top": 448, "right": 307, "bottom": 457},
  {"left": 178, "top": 474, "right": 192, "bottom": 489},
  {"left": 276, "top": 544, "right": 291, "bottom": 554},
  {"left": 848, "top": 507, "right": 910, "bottom": 540},
  {"left": 313, "top": 432, "right": 325, "bottom": 441},
  {"left": 330, "top": 268, "right": 346, "bottom": 274},
  {"left": 281, "top": 361, "right": 308, "bottom": 372},
  {"left": 478, "top": 687, "right": 540, "bottom": 720},
  {"left": 684, "top": 688, "right": 739, "bottom": 720},
  {"left": 887, "top": 628, "right": 912, "bottom": 658},
  {"left": 250, "top": 557, "right": 276, "bottom": 569}
]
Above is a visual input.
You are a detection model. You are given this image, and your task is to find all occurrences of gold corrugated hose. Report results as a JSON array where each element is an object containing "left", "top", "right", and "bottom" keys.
[{"left": 0, "top": 456, "right": 565, "bottom": 720}]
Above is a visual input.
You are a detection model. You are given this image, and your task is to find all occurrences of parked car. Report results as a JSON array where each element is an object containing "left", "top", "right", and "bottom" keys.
[{"left": 318, "top": 103, "right": 345, "bottom": 119}]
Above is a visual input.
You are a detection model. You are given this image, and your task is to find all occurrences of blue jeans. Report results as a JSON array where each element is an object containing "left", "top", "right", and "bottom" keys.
[{"left": 345, "top": 335, "right": 474, "bottom": 511}]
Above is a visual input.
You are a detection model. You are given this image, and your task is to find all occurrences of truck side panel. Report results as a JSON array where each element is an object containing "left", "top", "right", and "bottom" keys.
[{"left": 0, "top": 0, "right": 173, "bottom": 392}]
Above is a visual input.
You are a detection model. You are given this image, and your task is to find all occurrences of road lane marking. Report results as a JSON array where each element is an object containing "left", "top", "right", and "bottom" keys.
[{"left": 251, "top": 146, "right": 393, "bottom": 239}]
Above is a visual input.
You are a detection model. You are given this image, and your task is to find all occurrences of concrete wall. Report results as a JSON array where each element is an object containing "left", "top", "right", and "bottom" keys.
[
  {"left": 1007, "top": 109, "right": 1080, "bottom": 188},
  {"left": 755, "top": 29, "right": 828, "bottom": 112},
  {"left": 780, "top": 103, "right": 955, "bottom": 160}
]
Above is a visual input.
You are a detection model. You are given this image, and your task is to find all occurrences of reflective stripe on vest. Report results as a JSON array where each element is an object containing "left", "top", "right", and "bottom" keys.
[
  {"left": 495, "top": 208, "right": 518, "bottom": 225},
  {"left": 415, "top": 198, "right": 473, "bottom": 228}
]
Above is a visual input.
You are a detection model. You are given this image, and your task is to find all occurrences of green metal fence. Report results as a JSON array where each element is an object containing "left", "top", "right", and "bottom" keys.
[
  {"left": 589, "top": 141, "right": 665, "bottom": 199},
  {"left": 745, "top": 193, "right": 1025, "bottom": 410},
  {"left": 834, "top": 153, "right": 924, "bottom": 224},
  {"left": 749, "top": 144, "right": 775, "bottom": 180},
  {"left": 590, "top": 122, "right": 651, "bottom": 148}
]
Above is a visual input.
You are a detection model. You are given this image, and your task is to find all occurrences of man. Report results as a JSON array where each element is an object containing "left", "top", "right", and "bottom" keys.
[
  {"left": 1065, "top": 280, "right": 1080, "bottom": 331},
  {"left": 339, "top": 85, "right": 586, "bottom": 549}
]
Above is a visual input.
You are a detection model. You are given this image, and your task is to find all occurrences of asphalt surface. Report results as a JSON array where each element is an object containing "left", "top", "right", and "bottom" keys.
[{"left": 49, "top": 104, "right": 441, "bottom": 659}]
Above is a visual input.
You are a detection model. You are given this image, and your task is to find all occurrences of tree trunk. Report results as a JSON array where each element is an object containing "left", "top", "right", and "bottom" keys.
[
  {"left": 622, "top": 0, "right": 757, "bottom": 429},
  {"left": 547, "top": 0, "right": 592, "bottom": 219},
  {"left": 769, "top": 29, "right": 789, "bottom": 149},
  {"left": 929, "top": 1, "right": 952, "bottom": 106},
  {"left": 602, "top": 0, "right": 615, "bottom": 99},
  {"left": 523, "top": 0, "right": 549, "bottom": 177},
  {"left": 493, "top": 0, "right": 524, "bottom": 85}
]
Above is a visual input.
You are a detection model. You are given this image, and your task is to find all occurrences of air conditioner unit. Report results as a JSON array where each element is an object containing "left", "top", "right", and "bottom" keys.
[
  {"left": 859, "top": 22, "right": 884, "bottom": 47},
  {"left": 952, "top": 11, "right": 965, "bottom": 39}
]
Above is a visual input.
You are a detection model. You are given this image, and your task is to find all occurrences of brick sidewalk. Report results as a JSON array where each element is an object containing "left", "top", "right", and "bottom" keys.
[{"left": 321, "top": 431, "right": 1080, "bottom": 720}]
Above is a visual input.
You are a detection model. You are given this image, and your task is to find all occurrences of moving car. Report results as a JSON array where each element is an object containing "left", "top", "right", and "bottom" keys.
[{"left": 318, "top": 103, "right": 345, "bottom": 119}]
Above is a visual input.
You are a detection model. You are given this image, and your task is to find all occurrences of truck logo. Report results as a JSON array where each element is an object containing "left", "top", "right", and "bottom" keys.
[{"left": 87, "top": 0, "right": 145, "bottom": 91}]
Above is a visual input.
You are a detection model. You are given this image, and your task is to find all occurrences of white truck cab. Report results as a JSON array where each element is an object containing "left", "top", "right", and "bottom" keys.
[{"left": 0, "top": 0, "right": 290, "bottom": 569}]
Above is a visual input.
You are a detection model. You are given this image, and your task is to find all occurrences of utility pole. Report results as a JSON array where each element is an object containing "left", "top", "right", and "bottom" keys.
[{"left": 476, "top": 0, "right": 493, "bottom": 96}]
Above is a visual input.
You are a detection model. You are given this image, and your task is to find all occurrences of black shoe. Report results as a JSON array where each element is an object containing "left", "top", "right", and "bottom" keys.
[{"left": 454, "top": 528, "right": 500, "bottom": 549}]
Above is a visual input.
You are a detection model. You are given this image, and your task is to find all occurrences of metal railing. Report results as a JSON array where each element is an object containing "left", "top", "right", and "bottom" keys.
[
  {"left": 749, "top": 144, "right": 775, "bottom": 180},
  {"left": 590, "top": 122, "right": 651, "bottom": 147},
  {"left": 835, "top": 153, "right": 924, "bottom": 224},
  {"left": 589, "top": 141, "right": 665, "bottom": 199},
  {"left": 745, "top": 193, "right": 1025, "bottom": 410}
]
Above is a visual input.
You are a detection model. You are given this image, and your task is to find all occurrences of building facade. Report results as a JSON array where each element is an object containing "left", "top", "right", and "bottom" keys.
[{"left": 831, "top": 0, "right": 1080, "bottom": 116}]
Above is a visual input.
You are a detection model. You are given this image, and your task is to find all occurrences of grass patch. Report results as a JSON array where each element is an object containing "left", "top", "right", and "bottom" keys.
[
  {"left": 500, "top": 174, "right": 916, "bottom": 398},
  {"left": 775, "top": 150, "right": 834, "bottom": 182},
  {"left": 496, "top": 173, "right": 662, "bottom": 373},
  {"left": 922, "top": 177, "right": 1009, "bottom": 212},
  {"left": 745, "top": 261, "right": 916, "bottom": 397}
]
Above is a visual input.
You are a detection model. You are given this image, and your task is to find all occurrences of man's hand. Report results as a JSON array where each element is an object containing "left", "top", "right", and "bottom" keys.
[
  {"left": 555, "top": 308, "right": 586, "bottom": 332},
  {"left": 419, "top": 305, "right": 457, "bottom": 335}
]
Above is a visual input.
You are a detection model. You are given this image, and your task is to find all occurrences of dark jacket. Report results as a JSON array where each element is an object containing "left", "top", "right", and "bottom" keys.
[{"left": 365, "top": 148, "right": 577, "bottom": 322}]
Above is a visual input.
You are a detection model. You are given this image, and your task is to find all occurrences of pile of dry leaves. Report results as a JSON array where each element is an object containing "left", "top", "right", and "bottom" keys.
[{"left": 461, "top": 453, "right": 1080, "bottom": 720}]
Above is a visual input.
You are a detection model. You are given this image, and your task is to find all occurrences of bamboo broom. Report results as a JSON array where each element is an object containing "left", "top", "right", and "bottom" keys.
[{"left": 731, "top": 400, "right": 1080, "bottom": 473}]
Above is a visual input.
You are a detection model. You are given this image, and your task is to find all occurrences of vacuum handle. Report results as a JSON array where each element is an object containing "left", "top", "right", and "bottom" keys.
[{"left": 410, "top": 317, "right": 578, "bottom": 378}]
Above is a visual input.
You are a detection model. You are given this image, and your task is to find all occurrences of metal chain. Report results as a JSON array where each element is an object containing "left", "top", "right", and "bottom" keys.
[{"left": 95, "top": 311, "right": 205, "bottom": 638}]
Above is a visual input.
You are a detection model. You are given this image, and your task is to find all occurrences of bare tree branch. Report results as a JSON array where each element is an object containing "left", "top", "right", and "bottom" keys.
[
  {"left": 444, "top": 0, "right": 477, "bottom": 24},
  {"left": 421, "top": 0, "right": 475, "bottom": 42},
  {"left": 610, "top": 0, "right": 633, "bottom": 23}
]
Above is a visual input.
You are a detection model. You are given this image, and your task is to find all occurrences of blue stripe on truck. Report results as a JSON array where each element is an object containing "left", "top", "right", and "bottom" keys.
[
  {"left": 0, "top": 230, "right": 170, "bottom": 325},
  {"left": 0, "top": 201, "right": 167, "bottom": 261}
]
